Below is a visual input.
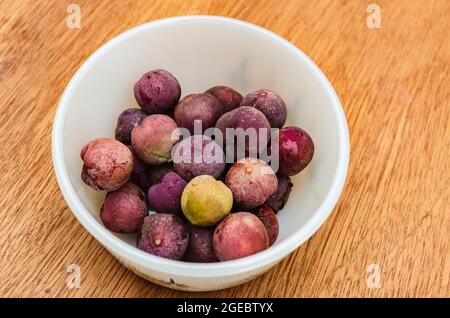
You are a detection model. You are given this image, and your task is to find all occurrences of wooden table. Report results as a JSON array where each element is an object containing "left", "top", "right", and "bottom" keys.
[{"left": 0, "top": 0, "right": 449, "bottom": 298}]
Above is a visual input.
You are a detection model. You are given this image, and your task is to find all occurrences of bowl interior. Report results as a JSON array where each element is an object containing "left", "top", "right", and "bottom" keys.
[{"left": 59, "top": 18, "right": 342, "bottom": 255}]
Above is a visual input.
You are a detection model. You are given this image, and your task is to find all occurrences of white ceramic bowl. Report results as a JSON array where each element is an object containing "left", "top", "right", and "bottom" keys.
[{"left": 52, "top": 16, "right": 349, "bottom": 291}]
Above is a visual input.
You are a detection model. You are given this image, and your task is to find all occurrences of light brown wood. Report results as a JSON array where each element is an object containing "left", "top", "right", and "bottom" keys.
[{"left": 0, "top": 0, "right": 449, "bottom": 298}]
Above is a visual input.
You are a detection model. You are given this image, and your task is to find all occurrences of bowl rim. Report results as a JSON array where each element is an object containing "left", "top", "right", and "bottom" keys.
[{"left": 52, "top": 15, "right": 350, "bottom": 277}]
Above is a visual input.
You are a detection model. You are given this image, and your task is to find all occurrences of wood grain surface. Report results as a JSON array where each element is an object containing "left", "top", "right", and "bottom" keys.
[{"left": 0, "top": 0, "right": 449, "bottom": 298}]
